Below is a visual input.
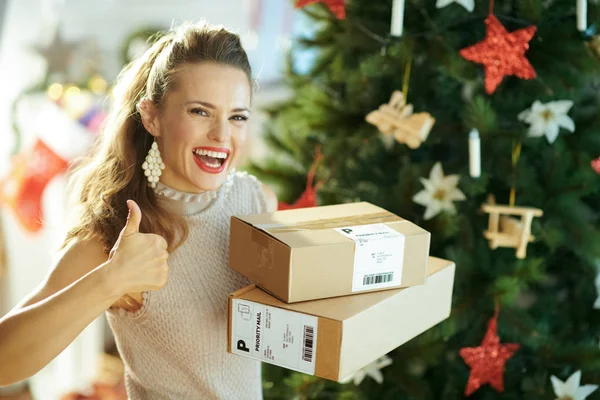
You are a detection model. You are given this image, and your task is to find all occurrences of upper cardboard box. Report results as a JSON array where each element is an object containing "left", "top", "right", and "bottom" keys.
[{"left": 230, "top": 202, "right": 431, "bottom": 302}]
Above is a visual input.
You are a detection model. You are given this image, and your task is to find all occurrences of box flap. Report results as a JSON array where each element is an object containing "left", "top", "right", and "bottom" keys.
[
  {"left": 234, "top": 257, "right": 453, "bottom": 321},
  {"left": 233, "top": 202, "right": 390, "bottom": 229}
]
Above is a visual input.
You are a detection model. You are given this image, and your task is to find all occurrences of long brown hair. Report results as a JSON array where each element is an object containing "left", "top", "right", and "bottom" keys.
[{"left": 63, "top": 21, "right": 253, "bottom": 253}]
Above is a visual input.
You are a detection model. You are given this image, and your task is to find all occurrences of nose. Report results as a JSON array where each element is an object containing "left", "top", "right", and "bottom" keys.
[{"left": 207, "top": 119, "right": 230, "bottom": 143}]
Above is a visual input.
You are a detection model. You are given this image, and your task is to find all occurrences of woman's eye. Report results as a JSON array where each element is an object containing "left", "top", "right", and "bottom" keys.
[
  {"left": 191, "top": 108, "right": 208, "bottom": 116},
  {"left": 231, "top": 115, "right": 249, "bottom": 122}
]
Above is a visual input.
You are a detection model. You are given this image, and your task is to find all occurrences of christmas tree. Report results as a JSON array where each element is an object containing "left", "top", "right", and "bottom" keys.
[{"left": 250, "top": 0, "right": 600, "bottom": 398}]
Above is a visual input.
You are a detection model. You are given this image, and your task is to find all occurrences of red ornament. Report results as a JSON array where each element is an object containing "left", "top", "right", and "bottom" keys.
[
  {"left": 460, "top": 14, "right": 537, "bottom": 94},
  {"left": 278, "top": 146, "right": 325, "bottom": 210},
  {"left": 295, "top": 0, "right": 346, "bottom": 19},
  {"left": 592, "top": 157, "right": 600, "bottom": 174},
  {"left": 459, "top": 307, "right": 520, "bottom": 396},
  {"left": 0, "top": 139, "right": 69, "bottom": 233}
]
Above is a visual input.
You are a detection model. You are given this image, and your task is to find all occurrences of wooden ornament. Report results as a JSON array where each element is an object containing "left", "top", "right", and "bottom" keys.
[
  {"left": 366, "top": 91, "right": 435, "bottom": 149},
  {"left": 481, "top": 195, "right": 543, "bottom": 259}
]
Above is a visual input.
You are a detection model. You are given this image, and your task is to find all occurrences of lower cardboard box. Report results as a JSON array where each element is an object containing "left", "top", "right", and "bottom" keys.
[{"left": 227, "top": 256, "right": 455, "bottom": 381}]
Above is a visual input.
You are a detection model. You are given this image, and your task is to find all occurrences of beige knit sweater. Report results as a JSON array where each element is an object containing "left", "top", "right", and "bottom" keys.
[{"left": 106, "top": 169, "right": 269, "bottom": 400}]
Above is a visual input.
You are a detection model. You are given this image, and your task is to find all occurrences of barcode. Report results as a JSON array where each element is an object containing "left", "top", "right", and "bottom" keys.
[
  {"left": 363, "top": 272, "right": 394, "bottom": 286},
  {"left": 302, "top": 325, "right": 314, "bottom": 363}
]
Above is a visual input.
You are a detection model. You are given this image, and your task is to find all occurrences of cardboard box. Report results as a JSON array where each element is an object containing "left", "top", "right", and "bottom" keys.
[
  {"left": 228, "top": 256, "right": 455, "bottom": 382},
  {"left": 229, "top": 202, "right": 431, "bottom": 303}
]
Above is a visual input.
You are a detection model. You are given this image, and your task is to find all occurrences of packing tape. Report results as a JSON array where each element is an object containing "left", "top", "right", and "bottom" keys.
[{"left": 255, "top": 211, "right": 401, "bottom": 234}]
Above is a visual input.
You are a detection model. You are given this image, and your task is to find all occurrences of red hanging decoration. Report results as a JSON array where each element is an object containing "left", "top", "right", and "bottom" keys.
[
  {"left": 592, "top": 157, "right": 600, "bottom": 174},
  {"left": 0, "top": 138, "right": 69, "bottom": 233},
  {"left": 278, "top": 146, "right": 325, "bottom": 210},
  {"left": 460, "top": 14, "right": 537, "bottom": 94},
  {"left": 459, "top": 306, "right": 520, "bottom": 396},
  {"left": 295, "top": 0, "right": 346, "bottom": 19}
]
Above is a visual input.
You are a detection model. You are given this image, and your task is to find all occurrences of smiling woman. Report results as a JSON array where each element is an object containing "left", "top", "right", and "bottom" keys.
[
  {"left": 0, "top": 21, "right": 277, "bottom": 400},
  {"left": 138, "top": 61, "right": 252, "bottom": 192}
]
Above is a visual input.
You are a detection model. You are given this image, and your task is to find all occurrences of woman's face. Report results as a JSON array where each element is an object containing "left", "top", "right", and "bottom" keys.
[{"left": 148, "top": 61, "right": 251, "bottom": 193}]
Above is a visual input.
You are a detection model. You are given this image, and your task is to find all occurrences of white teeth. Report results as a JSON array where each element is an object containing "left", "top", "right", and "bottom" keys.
[{"left": 193, "top": 149, "right": 228, "bottom": 159}]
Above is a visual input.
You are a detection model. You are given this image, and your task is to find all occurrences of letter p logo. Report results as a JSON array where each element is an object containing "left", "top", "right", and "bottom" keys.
[{"left": 237, "top": 339, "right": 250, "bottom": 353}]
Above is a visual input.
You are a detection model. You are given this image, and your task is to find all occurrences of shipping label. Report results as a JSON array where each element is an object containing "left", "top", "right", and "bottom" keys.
[
  {"left": 231, "top": 299, "right": 318, "bottom": 375},
  {"left": 335, "top": 223, "right": 405, "bottom": 292}
]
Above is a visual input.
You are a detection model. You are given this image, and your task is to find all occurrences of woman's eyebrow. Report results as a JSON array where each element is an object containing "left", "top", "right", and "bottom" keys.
[{"left": 185, "top": 100, "right": 250, "bottom": 113}]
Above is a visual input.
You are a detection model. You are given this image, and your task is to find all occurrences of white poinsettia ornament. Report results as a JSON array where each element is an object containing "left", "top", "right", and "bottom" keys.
[
  {"left": 413, "top": 162, "right": 466, "bottom": 220},
  {"left": 349, "top": 355, "right": 393, "bottom": 386},
  {"left": 518, "top": 100, "right": 575, "bottom": 144},
  {"left": 436, "top": 0, "right": 474, "bottom": 12},
  {"left": 550, "top": 370, "right": 598, "bottom": 400}
]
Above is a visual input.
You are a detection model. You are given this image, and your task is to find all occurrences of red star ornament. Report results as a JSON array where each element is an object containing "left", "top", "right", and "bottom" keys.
[
  {"left": 459, "top": 307, "right": 520, "bottom": 396},
  {"left": 296, "top": 0, "right": 346, "bottom": 19},
  {"left": 460, "top": 14, "right": 536, "bottom": 94}
]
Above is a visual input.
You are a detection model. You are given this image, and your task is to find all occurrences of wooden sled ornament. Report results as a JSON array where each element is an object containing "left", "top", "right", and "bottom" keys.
[
  {"left": 481, "top": 196, "right": 543, "bottom": 259},
  {"left": 365, "top": 91, "right": 435, "bottom": 149}
]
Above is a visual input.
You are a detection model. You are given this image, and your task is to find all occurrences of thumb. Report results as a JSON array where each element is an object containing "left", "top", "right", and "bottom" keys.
[{"left": 121, "top": 200, "right": 142, "bottom": 237}]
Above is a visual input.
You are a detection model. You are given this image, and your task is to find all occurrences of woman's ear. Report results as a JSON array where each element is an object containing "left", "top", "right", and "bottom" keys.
[{"left": 137, "top": 98, "right": 161, "bottom": 137}]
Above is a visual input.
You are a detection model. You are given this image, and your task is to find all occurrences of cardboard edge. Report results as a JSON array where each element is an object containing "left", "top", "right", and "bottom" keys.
[
  {"left": 338, "top": 259, "right": 455, "bottom": 379},
  {"left": 352, "top": 258, "right": 454, "bottom": 316},
  {"left": 227, "top": 284, "right": 257, "bottom": 353}
]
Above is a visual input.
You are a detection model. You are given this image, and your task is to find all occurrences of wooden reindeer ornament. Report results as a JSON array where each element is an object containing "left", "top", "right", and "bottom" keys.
[
  {"left": 481, "top": 195, "right": 543, "bottom": 259},
  {"left": 366, "top": 91, "right": 435, "bottom": 149}
]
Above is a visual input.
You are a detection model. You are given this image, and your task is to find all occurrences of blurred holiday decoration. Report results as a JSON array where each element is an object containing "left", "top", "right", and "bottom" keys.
[
  {"left": 2, "top": 90, "right": 99, "bottom": 233},
  {"left": 278, "top": 146, "right": 325, "bottom": 210},
  {"left": 0, "top": 139, "right": 69, "bottom": 233},
  {"left": 460, "top": 14, "right": 536, "bottom": 94},
  {"left": 32, "top": 24, "right": 101, "bottom": 84},
  {"left": 585, "top": 35, "right": 600, "bottom": 58},
  {"left": 436, "top": 0, "right": 474, "bottom": 12},
  {"left": 594, "top": 272, "right": 600, "bottom": 309},
  {"left": 518, "top": 100, "right": 575, "bottom": 144},
  {"left": 0, "top": 215, "right": 6, "bottom": 278},
  {"left": 295, "top": 0, "right": 346, "bottom": 19},
  {"left": 592, "top": 157, "right": 600, "bottom": 174},
  {"left": 468, "top": 129, "right": 481, "bottom": 178},
  {"left": 348, "top": 355, "right": 393, "bottom": 386},
  {"left": 577, "top": 0, "right": 589, "bottom": 32},
  {"left": 390, "top": 0, "right": 406, "bottom": 36},
  {"left": 412, "top": 162, "right": 466, "bottom": 220},
  {"left": 32, "top": 27, "right": 79, "bottom": 82},
  {"left": 459, "top": 307, "right": 520, "bottom": 396},
  {"left": 121, "top": 27, "right": 162, "bottom": 65},
  {"left": 550, "top": 370, "right": 598, "bottom": 400},
  {"left": 481, "top": 195, "right": 543, "bottom": 259},
  {"left": 365, "top": 91, "right": 435, "bottom": 149},
  {"left": 60, "top": 353, "right": 127, "bottom": 400}
]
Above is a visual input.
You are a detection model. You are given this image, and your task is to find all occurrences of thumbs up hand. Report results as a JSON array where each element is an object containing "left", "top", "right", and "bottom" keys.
[{"left": 105, "top": 200, "right": 170, "bottom": 294}]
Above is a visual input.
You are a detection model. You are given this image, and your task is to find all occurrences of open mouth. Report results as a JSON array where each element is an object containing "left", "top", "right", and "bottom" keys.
[{"left": 192, "top": 147, "right": 230, "bottom": 174}]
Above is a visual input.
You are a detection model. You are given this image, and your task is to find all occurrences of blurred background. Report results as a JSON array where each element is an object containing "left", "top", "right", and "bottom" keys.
[{"left": 0, "top": 0, "right": 306, "bottom": 398}]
